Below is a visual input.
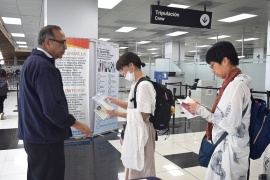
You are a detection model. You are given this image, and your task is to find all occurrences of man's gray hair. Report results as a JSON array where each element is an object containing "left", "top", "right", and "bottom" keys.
[{"left": 38, "top": 25, "right": 62, "bottom": 46}]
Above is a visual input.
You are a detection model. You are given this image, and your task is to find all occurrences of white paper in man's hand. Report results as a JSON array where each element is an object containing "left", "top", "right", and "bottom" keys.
[{"left": 177, "top": 96, "right": 198, "bottom": 119}]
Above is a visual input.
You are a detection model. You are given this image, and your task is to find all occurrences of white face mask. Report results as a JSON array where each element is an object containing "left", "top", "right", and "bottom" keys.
[{"left": 125, "top": 68, "right": 135, "bottom": 81}]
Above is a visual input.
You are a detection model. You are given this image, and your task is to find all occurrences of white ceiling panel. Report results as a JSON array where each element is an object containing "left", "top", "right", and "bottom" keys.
[{"left": 0, "top": 0, "right": 269, "bottom": 58}]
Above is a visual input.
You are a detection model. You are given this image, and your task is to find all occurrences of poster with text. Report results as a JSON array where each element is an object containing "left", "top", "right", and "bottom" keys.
[
  {"left": 56, "top": 38, "right": 90, "bottom": 138},
  {"left": 94, "top": 41, "right": 119, "bottom": 135}
]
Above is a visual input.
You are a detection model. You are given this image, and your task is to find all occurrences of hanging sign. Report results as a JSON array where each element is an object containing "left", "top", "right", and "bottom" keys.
[{"left": 150, "top": 5, "right": 212, "bottom": 29}]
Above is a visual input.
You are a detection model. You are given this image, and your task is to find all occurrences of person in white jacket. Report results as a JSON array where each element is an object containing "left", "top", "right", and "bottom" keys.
[
  {"left": 107, "top": 52, "right": 156, "bottom": 180},
  {"left": 188, "top": 41, "right": 252, "bottom": 180}
]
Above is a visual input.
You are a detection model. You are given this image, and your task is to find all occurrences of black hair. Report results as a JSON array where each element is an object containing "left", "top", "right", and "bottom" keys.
[
  {"left": 206, "top": 41, "right": 239, "bottom": 66},
  {"left": 38, "top": 25, "right": 62, "bottom": 46},
  {"left": 0, "top": 69, "right": 6, "bottom": 77},
  {"left": 116, "top": 52, "right": 145, "bottom": 71}
]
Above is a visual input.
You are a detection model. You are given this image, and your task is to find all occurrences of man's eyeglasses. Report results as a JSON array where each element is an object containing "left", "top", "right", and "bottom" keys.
[
  {"left": 209, "top": 63, "right": 214, "bottom": 69},
  {"left": 49, "top": 39, "right": 66, "bottom": 46}
]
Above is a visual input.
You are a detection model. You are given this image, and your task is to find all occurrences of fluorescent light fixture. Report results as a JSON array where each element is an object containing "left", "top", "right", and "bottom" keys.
[
  {"left": 168, "top": 4, "right": 190, "bottom": 9},
  {"left": 11, "top": 33, "right": 25, "bottom": 37},
  {"left": 238, "top": 55, "right": 245, "bottom": 58},
  {"left": 163, "top": 165, "right": 178, "bottom": 171},
  {"left": 98, "top": 0, "right": 122, "bottom": 9},
  {"left": 166, "top": 31, "right": 188, "bottom": 36},
  {"left": 18, "top": 140, "right": 24, "bottom": 145},
  {"left": 2, "top": 17, "right": 22, "bottom": 25},
  {"left": 168, "top": 170, "right": 184, "bottom": 176},
  {"left": 98, "top": 38, "right": 110, "bottom": 41},
  {"left": 137, "top": 41, "right": 151, "bottom": 44},
  {"left": 119, "top": 47, "right": 128, "bottom": 49},
  {"left": 218, "top": 13, "right": 257, "bottom": 23},
  {"left": 151, "top": 52, "right": 158, "bottom": 55},
  {"left": 148, "top": 48, "right": 159, "bottom": 51},
  {"left": 188, "top": 50, "right": 197, "bottom": 52},
  {"left": 235, "top": 38, "right": 259, "bottom": 42},
  {"left": 18, "top": 45, "right": 28, "bottom": 48},
  {"left": 0, "top": 51, "right": 3, "bottom": 59},
  {"left": 208, "top": 35, "right": 230, "bottom": 40},
  {"left": 16, "top": 41, "right": 27, "bottom": 44},
  {"left": 197, "top": 45, "right": 211, "bottom": 48},
  {"left": 116, "top": 27, "right": 136, "bottom": 33}
]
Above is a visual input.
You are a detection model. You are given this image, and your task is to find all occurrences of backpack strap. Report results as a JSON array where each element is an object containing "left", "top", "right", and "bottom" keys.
[
  {"left": 130, "top": 76, "right": 151, "bottom": 108},
  {"left": 215, "top": 131, "right": 228, "bottom": 145}
]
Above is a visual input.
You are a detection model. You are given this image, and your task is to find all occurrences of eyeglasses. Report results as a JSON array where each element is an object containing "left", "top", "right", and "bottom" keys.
[
  {"left": 49, "top": 39, "right": 67, "bottom": 46},
  {"left": 209, "top": 63, "right": 215, "bottom": 69}
]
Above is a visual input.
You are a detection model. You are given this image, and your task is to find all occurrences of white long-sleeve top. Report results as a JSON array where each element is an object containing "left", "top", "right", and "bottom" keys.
[{"left": 196, "top": 74, "right": 252, "bottom": 180}]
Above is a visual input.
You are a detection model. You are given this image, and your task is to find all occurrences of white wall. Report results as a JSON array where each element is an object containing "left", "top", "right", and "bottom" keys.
[
  {"left": 46, "top": 0, "right": 98, "bottom": 39},
  {"left": 180, "top": 59, "right": 266, "bottom": 91}
]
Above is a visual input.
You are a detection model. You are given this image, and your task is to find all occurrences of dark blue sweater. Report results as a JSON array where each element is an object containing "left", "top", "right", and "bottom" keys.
[{"left": 18, "top": 49, "right": 76, "bottom": 143}]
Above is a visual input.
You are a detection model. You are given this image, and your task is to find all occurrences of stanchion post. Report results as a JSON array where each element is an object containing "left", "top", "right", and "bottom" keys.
[
  {"left": 185, "top": 84, "right": 188, "bottom": 97},
  {"left": 13, "top": 83, "right": 19, "bottom": 112},
  {"left": 172, "top": 88, "right": 176, "bottom": 126},
  {"left": 179, "top": 82, "right": 182, "bottom": 97},
  {"left": 267, "top": 91, "right": 270, "bottom": 109}
]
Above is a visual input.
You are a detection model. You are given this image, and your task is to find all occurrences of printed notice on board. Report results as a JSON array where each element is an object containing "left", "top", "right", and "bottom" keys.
[
  {"left": 56, "top": 38, "right": 90, "bottom": 138},
  {"left": 94, "top": 41, "right": 119, "bottom": 135}
]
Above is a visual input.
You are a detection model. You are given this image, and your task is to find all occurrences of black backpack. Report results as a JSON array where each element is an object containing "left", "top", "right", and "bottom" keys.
[
  {"left": 0, "top": 78, "right": 8, "bottom": 96},
  {"left": 247, "top": 97, "right": 270, "bottom": 160},
  {"left": 131, "top": 77, "right": 174, "bottom": 135}
]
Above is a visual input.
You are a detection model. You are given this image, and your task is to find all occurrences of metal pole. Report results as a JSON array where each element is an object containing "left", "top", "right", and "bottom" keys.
[
  {"left": 149, "top": 56, "right": 151, "bottom": 78},
  {"left": 242, "top": 24, "right": 245, "bottom": 57}
]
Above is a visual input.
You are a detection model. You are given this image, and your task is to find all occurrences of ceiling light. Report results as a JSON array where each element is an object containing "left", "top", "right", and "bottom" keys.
[
  {"left": 148, "top": 48, "right": 159, "bottom": 51},
  {"left": 119, "top": 47, "right": 128, "bottom": 49},
  {"left": 18, "top": 45, "right": 28, "bottom": 48},
  {"left": 168, "top": 170, "right": 184, "bottom": 176},
  {"left": 16, "top": 41, "right": 27, "bottom": 44},
  {"left": 166, "top": 31, "right": 188, "bottom": 36},
  {"left": 137, "top": 41, "right": 151, "bottom": 44},
  {"left": 11, "top": 33, "right": 25, "bottom": 37},
  {"left": 218, "top": 13, "right": 257, "bottom": 23},
  {"left": 188, "top": 50, "right": 197, "bottom": 52},
  {"left": 18, "top": 140, "right": 24, "bottom": 145},
  {"left": 235, "top": 38, "right": 259, "bottom": 42},
  {"left": 208, "top": 35, "right": 231, "bottom": 40},
  {"left": 116, "top": 27, "right": 136, "bottom": 33},
  {"left": 197, "top": 45, "right": 211, "bottom": 48},
  {"left": 167, "top": 4, "right": 190, "bottom": 9},
  {"left": 151, "top": 52, "right": 158, "bottom": 54},
  {"left": 99, "top": 38, "right": 110, "bottom": 41},
  {"left": 1, "top": 17, "right": 22, "bottom": 25},
  {"left": 163, "top": 165, "right": 178, "bottom": 171},
  {"left": 98, "top": 0, "right": 122, "bottom": 9},
  {"left": 238, "top": 55, "right": 245, "bottom": 58}
]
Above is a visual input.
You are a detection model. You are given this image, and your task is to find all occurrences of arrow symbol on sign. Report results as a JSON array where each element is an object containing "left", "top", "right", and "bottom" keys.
[{"left": 202, "top": 17, "right": 208, "bottom": 23}]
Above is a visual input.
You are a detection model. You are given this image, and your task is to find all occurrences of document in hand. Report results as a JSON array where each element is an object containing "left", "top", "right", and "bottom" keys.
[
  {"left": 177, "top": 96, "right": 198, "bottom": 119},
  {"left": 92, "top": 94, "right": 114, "bottom": 120}
]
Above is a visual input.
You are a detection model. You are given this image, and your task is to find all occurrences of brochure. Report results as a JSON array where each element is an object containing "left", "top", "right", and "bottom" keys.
[
  {"left": 177, "top": 96, "right": 198, "bottom": 119},
  {"left": 92, "top": 94, "right": 114, "bottom": 120}
]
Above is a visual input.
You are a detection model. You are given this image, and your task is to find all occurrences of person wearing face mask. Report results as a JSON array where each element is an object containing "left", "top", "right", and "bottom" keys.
[{"left": 107, "top": 52, "right": 156, "bottom": 180}]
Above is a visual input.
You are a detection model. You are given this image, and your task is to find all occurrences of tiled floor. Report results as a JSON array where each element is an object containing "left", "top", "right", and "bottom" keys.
[{"left": 0, "top": 91, "right": 267, "bottom": 180}]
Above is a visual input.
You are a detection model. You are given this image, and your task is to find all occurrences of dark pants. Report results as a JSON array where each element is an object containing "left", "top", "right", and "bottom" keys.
[
  {"left": 24, "top": 141, "right": 65, "bottom": 180},
  {"left": 0, "top": 95, "right": 6, "bottom": 113}
]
